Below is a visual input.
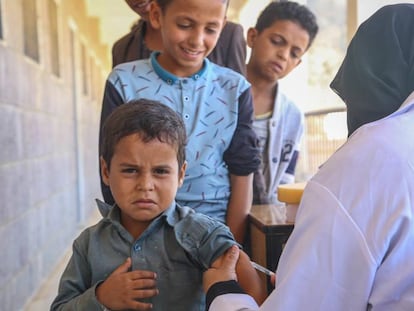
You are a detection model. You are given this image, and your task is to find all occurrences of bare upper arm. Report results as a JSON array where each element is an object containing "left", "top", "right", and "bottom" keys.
[{"left": 236, "top": 250, "right": 268, "bottom": 305}]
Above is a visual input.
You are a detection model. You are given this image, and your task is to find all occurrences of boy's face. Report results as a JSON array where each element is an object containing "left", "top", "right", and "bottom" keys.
[
  {"left": 101, "top": 133, "right": 186, "bottom": 234},
  {"left": 149, "top": 0, "right": 226, "bottom": 77},
  {"left": 247, "top": 20, "right": 310, "bottom": 82},
  {"left": 125, "top": 0, "right": 152, "bottom": 21}
]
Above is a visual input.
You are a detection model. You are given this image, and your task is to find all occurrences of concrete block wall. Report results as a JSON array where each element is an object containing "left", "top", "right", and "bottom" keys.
[{"left": 0, "top": 0, "right": 110, "bottom": 309}]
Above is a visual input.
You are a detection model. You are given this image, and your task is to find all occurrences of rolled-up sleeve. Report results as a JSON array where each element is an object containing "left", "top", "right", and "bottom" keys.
[{"left": 175, "top": 213, "right": 240, "bottom": 269}]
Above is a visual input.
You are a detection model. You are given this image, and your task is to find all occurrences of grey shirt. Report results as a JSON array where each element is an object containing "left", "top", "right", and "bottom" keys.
[{"left": 50, "top": 201, "right": 237, "bottom": 311}]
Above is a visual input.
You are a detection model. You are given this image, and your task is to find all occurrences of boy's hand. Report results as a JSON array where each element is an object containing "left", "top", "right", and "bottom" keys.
[
  {"left": 96, "top": 257, "right": 158, "bottom": 310},
  {"left": 203, "top": 245, "right": 240, "bottom": 292}
]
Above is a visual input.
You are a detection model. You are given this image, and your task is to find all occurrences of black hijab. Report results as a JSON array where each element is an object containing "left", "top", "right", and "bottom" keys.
[{"left": 330, "top": 4, "right": 414, "bottom": 136}]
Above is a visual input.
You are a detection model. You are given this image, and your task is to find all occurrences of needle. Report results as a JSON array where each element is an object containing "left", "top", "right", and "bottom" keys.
[{"left": 250, "top": 261, "right": 274, "bottom": 276}]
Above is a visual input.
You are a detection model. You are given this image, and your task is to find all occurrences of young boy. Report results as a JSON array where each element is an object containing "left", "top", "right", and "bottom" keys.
[
  {"left": 100, "top": 0, "right": 260, "bottom": 244},
  {"left": 51, "top": 100, "right": 265, "bottom": 310},
  {"left": 112, "top": 0, "right": 247, "bottom": 74},
  {"left": 246, "top": 1, "right": 318, "bottom": 204}
]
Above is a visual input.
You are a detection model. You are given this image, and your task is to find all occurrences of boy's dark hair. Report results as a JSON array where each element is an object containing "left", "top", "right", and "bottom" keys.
[
  {"left": 100, "top": 99, "right": 187, "bottom": 170},
  {"left": 155, "top": 0, "right": 229, "bottom": 12},
  {"left": 255, "top": 1, "right": 318, "bottom": 48}
]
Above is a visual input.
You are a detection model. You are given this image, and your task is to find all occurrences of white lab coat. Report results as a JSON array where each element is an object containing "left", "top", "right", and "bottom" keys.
[{"left": 209, "top": 91, "right": 414, "bottom": 310}]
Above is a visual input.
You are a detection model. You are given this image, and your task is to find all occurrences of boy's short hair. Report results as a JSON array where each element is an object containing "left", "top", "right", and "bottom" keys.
[
  {"left": 100, "top": 99, "right": 187, "bottom": 170},
  {"left": 255, "top": 1, "right": 318, "bottom": 48},
  {"left": 155, "top": 0, "right": 229, "bottom": 12}
]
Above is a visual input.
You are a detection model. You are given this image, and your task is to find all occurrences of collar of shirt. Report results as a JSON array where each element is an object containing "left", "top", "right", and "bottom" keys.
[
  {"left": 96, "top": 199, "right": 177, "bottom": 221},
  {"left": 107, "top": 201, "right": 187, "bottom": 230},
  {"left": 150, "top": 51, "right": 208, "bottom": 85},
  {"left": 96, "top": 199, "right": 197, "bottom": 243}
]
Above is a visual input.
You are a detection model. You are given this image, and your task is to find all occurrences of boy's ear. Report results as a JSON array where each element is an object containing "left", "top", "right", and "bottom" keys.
[
  {"left": 178, "top": 161, "right": 187, "bottom": 187},
  {"left": 100, "top": 156, "right": 110, "bottom": 186},
  {"left": 149, "top": 1, "right": 162, "bottom": 29},
  {"left": 246, "top": 27, "right": 258, "bottom": 49}
]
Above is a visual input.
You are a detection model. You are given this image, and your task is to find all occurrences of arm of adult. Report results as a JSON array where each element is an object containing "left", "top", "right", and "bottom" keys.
[
  {"left": 205, "top": 180, "right": 378, "bottom": 310},
  {"left": 264, "top": 180, "right": 376, "bottom": 310},
  {"left": 204, "top": 245, "right": 260, "bottom": 311},
  {"left": 209, "top": 244, "right": 267, "bottom": 305}
]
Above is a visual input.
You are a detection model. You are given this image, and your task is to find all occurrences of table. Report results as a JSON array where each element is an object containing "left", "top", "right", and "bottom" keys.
[{"left": 249, "top": 204, "right": 294, "bottom": 293}]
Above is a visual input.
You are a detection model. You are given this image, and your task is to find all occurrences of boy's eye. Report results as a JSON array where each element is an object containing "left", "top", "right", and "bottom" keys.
[
  {"left": 291, "top": 51, "right": 299, "bottom": 59},
  {"left": 290, "top": 49, "right": 302, "bottom": 59},
  {"left": 177, "top": 23, "right": 191, "bottom": 29},
  {"left": 205, "top": 27, "right": 218, "bottom": 35},
  {"left": 154, "top": 167, "right": 170, "bottom": 175},
  {"left": 122, "top": 168, "right": 138, "bottom": 174},
  {"left": 270, "top": 37, "right": 284, "bottom": 46}
]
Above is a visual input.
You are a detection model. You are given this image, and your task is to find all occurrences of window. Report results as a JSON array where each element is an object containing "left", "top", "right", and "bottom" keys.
[
  {"left": 23, "top": 0, "right": 39, "bottom": 62},
  {"left": 48, "top": 0, "right": 60, "bottom": 76}
]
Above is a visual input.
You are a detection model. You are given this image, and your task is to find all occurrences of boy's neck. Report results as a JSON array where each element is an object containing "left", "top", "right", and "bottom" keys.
[
  {"left": 247, "top": 64, "right": 278, "bottom": 93},
  {"left": 248, "top": 76, "right": 278, "bottom": 116},
  {"left": 247, "top": 71, "right": 278, "bottom": 99},
  {"left": 121, "top": 212, "right": 152, "bottom": 240},
  {"left": 152, "top": 52, "right": 206, "bottom": 79}
]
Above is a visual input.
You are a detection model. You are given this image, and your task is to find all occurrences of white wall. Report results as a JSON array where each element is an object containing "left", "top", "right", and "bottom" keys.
[{"left": 358, "top": 0, "right": 414, "bottom": 24}]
